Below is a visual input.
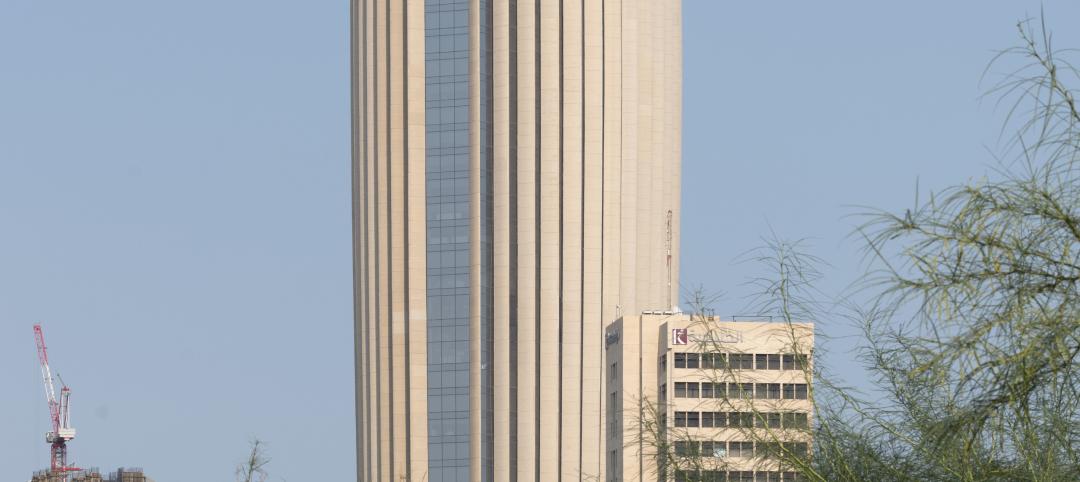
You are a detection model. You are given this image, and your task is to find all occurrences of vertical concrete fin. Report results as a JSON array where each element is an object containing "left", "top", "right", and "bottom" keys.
[
  {"left": 537, "top": 0, "right": 562, "bottom": 479},
  {"left": 405, "top": 0, "right": 430, "bottom": 477},
  {"left": 492, "top": 0, "right": 513, "bottom": 478},
  {"left": 373, "top": 0, "right": 393, "bottom": 479},
  {"left": 579, "top": 0, "right": 605, "bottom": 477},
  {"left": 559, "top": 0, "right": 585, "bottom": 478},
  {"left": 388, "top": 0, "right": 410, "bottom": 477},
  {"left": 514, "top": 0, "right": 539, "bottom": 479}
]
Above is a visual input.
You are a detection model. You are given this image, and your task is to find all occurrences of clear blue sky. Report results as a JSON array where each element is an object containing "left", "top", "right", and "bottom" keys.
[{"left": 1, "top": 1, "right": 1078, "bottom": 481}]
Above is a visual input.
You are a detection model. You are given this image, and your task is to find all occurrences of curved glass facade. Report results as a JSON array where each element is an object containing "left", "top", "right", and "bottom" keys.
[
  {"left": 425, "top": 2, "right": 494, "bottom": 480},
  {"left": 425, "top": 0, "right": 473, "bottom": 479}
]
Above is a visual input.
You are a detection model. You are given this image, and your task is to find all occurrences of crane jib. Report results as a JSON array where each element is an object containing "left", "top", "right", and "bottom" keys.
[{"left": 32, "top": 323, "right": 79, "bottom": 475}]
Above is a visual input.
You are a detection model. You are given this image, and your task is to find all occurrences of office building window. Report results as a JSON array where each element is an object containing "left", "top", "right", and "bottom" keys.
[
  {"left": 700, "top": 382, "right": 717, "bottom": 398},
  {"left": 702, "top": 441, "right": 726, "bottom": 458},
  {"left": 755, "top": 354, "right": 768, "bottom": 370},
  {"left": 674, "top": 411, "right": 688, "bottom": 427},
  {"left": 768, "top": 354, "right": 781, "bottom": 370},
  {"left": 729, "top": 442, "right": 754, "bottom": 458},
  {"left": 794, "top": 354, "right": 809, "bottom": 370},
  {"left": 686, "top": 353, "right": 700, "bottom": 369},
  {"left": 687, "top": 382, "right": 700, "bottom": 398},
  {"left": 730, "top": 472, "right": 754, "bottom": 482},
  {"left": 674, "top": 353, "right": 687, "bottom": 369},
  {"left": 758, "top": 442, "right": 782, "bottom": 459},
  {"left": 782, "top": 383, "right": 809, "bottom": 400},
  {"left": 701, "top": 470, "right": 724, "bottom": 482},
  {"left": 758, "top": 472, "right": 782, "bottom": 482},
  {"left": 783, "top": 442, "right": 809, "bottom": 458},
  {"left": 767, "top": 412, "right": 782, "bottom": 428},
  {"left": 783, "top": 412, "right": 809, "bottom": 429},
  {"left": 730, "top": 353, "right": 754, "bottom": 369},
  {"left": 701, "top": 353, "right": 726, "bottom": 369},
  {"left": 673, "top": 441, "right": 694, "bottom": 456},
  {"left": 731, "top": 382, "right": 754, "bottom": 399},
  {"left": 729, "top": 411, "right": 753, "bottom": 428},
  {"left": 713, "top": 411, "right": 728, "bottom": 428},
  {"left": 669, "top": 410, "right": 808, "bottom": 431},
  {"left": 756, "top": 383, "right": 781, "bottom": 399}
]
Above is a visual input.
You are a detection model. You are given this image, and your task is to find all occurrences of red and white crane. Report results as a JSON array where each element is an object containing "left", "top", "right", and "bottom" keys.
[{"left": 33, "top": 323, "right": 80, "bottom": 477}]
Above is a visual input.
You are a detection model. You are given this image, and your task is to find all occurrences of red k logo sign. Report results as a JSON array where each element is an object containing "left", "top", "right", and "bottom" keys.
[{"left": 672, "top": 328, "right": 688, "bottom": 345}]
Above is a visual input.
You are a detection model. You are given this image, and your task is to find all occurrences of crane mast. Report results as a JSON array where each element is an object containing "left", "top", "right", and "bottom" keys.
[{"left": 33, "top": 324, "right": 79, "bottom": 478}]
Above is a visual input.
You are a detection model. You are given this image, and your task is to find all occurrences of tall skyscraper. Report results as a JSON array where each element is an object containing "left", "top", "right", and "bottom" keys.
[{"left": 352, "top": 0, "right": 681, "bottom": 480}]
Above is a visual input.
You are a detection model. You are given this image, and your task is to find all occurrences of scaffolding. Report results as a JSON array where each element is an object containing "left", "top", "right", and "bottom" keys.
[{"left": 31, "top": 468, "right": 148, "bottom": 482}]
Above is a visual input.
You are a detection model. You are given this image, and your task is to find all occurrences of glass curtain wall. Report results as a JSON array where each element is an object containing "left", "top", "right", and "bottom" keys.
[
  {"left": 425, "top": 0, "right": 472, "bottom": 480},
  {"left": 425, "top": 0, "right": 493, "bottom": 479}
]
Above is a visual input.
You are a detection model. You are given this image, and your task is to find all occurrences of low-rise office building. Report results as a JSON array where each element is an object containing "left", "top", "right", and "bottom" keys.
[{"left": 605, "top": 313, "right": 813, "bottom": 482}]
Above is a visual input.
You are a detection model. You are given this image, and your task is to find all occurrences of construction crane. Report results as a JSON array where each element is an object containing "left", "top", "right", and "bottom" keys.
[{"left": 33, "top": 323, "right": 80, "bottom": 478}]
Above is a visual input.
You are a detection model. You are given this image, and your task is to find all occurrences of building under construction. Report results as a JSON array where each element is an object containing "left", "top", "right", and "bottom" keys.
[
  {"left": 30, "top": 327, "right": 155, "bottom": 482},
  {"left": 31, "top": 467, "right": 153, "bottom": 482}
]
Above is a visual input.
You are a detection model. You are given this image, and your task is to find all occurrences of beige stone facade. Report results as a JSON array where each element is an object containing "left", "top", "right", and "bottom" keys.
[
  {"left": 352, "top": 0, "right": 682, "bottom": 480},
  {"left": 605, "top": 314, "right": 813, "bottom": 482}
]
